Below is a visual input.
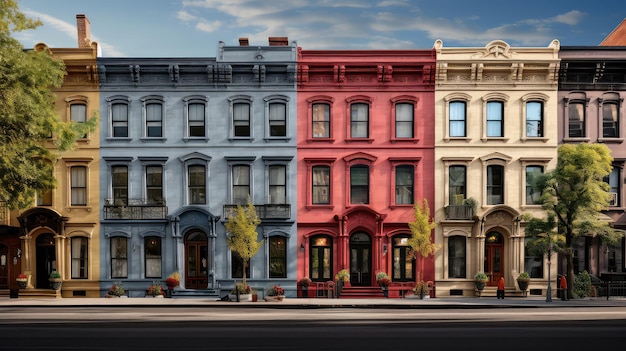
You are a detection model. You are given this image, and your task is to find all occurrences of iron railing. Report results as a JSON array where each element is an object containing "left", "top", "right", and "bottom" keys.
[
  {"left": 103, "top": 198, "right": 168, "bottom": 220},
  {"left": 444, "top": 205, "right": 475, "bottom": 220}
]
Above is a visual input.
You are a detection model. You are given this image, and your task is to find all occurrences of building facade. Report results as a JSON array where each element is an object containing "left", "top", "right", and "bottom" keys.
[
  {"left": 296, "top": 48, "right": 436, "bottom": 293},
  {"left": 98, "top": 38, "right": 299, "bottom": 297},
  {"left": 558, "top": 45, "right": 626, "bottom": 279},
  {"left": 16, "top": 15, "right": 101, "bottom": 297},
  {"left": 433, "top": 39, "right": 560, "bottom": 297}
]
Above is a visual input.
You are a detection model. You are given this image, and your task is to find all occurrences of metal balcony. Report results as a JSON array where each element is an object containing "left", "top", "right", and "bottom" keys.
[
  {"left": 444, "top": 205, "right": 475, "bottom": 220},
  {"left": 103, "top": 198, "right": 168, "bottom": 220},
  {"left": 223, "top": 204, "right": 291, "bottom": 220}
]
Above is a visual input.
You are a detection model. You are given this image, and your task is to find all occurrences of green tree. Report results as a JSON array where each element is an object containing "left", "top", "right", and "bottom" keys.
[
  {"left": 224, "top": 197, "right": 263, "bottom": 288},
  {"left": 0, "top": 0, "right": 98, "bottom": 210},
  {"left": 407, "top": 199, "right": 440, "bottom": 283},
  {"left": 525, "top": 143, "right": 622, "bottom": 299}
]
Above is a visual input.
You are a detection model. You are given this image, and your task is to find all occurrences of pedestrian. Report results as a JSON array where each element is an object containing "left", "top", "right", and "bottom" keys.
[
  {"left": 497, "top": 277, "right": 505, "bottom": 299},
  {"left": 560, "top": 275, "right": 568, "bottom": 301}
]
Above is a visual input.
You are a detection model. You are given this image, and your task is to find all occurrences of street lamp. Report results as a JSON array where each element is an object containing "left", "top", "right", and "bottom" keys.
[{"left": 546, "top": 242, "right": 552, "bottom": 302}]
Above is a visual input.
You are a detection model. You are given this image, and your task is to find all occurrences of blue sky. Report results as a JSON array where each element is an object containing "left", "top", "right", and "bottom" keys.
[{"left": 14, "top": 0, "right": 626, "bottom": 58}]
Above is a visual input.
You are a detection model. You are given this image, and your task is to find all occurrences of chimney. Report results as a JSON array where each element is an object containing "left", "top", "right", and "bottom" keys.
[
  {"left": 268, "top": 37, "right": 289, "bottom": 46},
  {"left": 239, "top": 38, "right": 249, "bottom": 46},
  {"left": 76, "top": 14, "right": 91, "bottom": 48}
]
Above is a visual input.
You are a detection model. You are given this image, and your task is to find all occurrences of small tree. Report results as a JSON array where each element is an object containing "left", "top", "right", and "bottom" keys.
[
  {"left": 407, "top": 199, "right": 440, "bottom": 283},
  {"left": 224, "top": 197, "right": 263, "bottom": 289},
  {"left": 525, "top": 143, "right": 622, "bottom": 299}
]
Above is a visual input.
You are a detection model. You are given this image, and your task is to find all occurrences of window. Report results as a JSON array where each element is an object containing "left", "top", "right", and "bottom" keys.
[
  {"left": 312, "top": 166, "right": 330, "bottom": 205},
  {"left": 449, "top": 166, "right": 466, "bottom": 205},
  {"left": 486, "top": 101, "right": 504, "bottom": 137},
  {"left": 111, "top": 237, "right": 128, "bottom": 279},
  {"left": 309, "top": 235, "right": 332, "bottom": 281},
  {"left": 395, "top": 165, "right": 413, "bottom": 205},
  {"left": 568, "top": 101, "right": 585, "bottom": 138},
  {"left": 269, "top": 236, "right": 287, "bottom": 278},
  {"left": 526, "top": 101, "right": 543, "bottom": 137},
  {"left": 112, "top": 103, "right": 129, "bottom": 138},
  {"left": 603, "top": 102, "right": 619, "bottom": 138},
  {"left": 231, "top": 251, "right": 250, "bottom": 279},
  {"left": 605, "top": 167, "right": 620, "bottom": 207},
  {"left": 392, "top": 236, "right": 415, "bottom": 281},
  {"left": 189, "top": 165, "right": 206, "bottom": 205},
  {"left": 269, "top": 165, "right": 286, "bottom": 204},
  {"left": 146, "top": 166, "right": 163, "bottom": 204},
  {"left": 233, "top": 102, "right": 251, "bottom": 137},
  {"left": 70, "top": 104, "right": 87, "bottom": 138},
  {"left": 526, "top": 166, "right": 543, "bottom": 205},
  {"left": 350, "top": 165, "right": 369, "bottom": 204},
  {"left": 448, "top": 236, "right": 466, "bottom": 278},
  {"left": 146, "top": 103, "right": 163, "bottom": 137},
  {"left": 395, "top": 103, "right": 414, "bottom": 138},
  {"left": 112, "top": 166, "right": 128, "bottom": 205},
  {"left": 145, "top": 237, "right": 161, "bottom": 278},
  {"left": 524, "top": 237, "right": 543, "bottom": 278},
  {"left": 37, "top": 188, "right": 52, "bottom": 206},
  {"left": 449, "top": 101, "right": 466, "bottom": 137},
  {"left": 232, "top": 165, "right": 250, "bottom": 204},
  {"left": 350, "top": 103, "right": 369, "bottom": 138},
  {"left": 312, "top": 103, "right": 330, "bottom": 138},
  {"left": 71, "top": 237, "right": 88, "bottom": 279},
  {"left": 71, "top": 166, "right": 87, "bottom": 206},
  {"left": 269, "top": 102, "right": 287, "bottom": 137},
  {"left": 188, "top": 103, "right": 205, "bottom": 137},
  {"left": 487, "top": 165, "right": 504, "bottom": 205}
]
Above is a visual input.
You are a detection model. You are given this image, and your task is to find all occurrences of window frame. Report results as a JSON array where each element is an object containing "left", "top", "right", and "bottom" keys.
[
  {"left": 305, "top": 158, "right": 336, "bottom": 208},
  {"left": 67, "top": 162, "right": 89, "bottom": 207},
  {"left": 263, "top": 156, "right": 293, "bottom": 205},
  {"left": 481, "top": 153, "right": 511, "bottom": 206},
  {"left": 140, "top": 95, "right": 165, "bottom": 141},
  {"left": 110, "top": 236, "right": 128, "bottom": 279},
  {"left": 71, "top": 236, "right": 88, "bottom": 279},
  {"left": 390, "top": 96, "right": 418, "bottom": 142},
  {"left": 103, "top": 156, "right": 133, "bottom": 207},
  {"left": 447, "top": 235, "right": 466, "bottom": 279},
  {"left": 563, "top": 93, "right": 589, "bottom": 141},
  {"left": 179, "top": 152, "right": 211, "bottom": 206},
  {"left": 144, "top": 236, "right": 162, "bottom": 278},
  {"left": 444, "top": 93, "right": 471, "bottom": 141},
  {"left": 65, "top": 95, "right": 89, "bottom": 140},
  {"left": 228, "top": 95, "right": 254, "bottom": 140},
  {"left": 309, "top": 234, "right": 333, "bottom": 282},
  {"left": 520, "top": 157, "right": 551, "bottom": 209},
  {"left": 346, "top": 95, "right": 373, "bottom": 142},
  {"left": 598, "top": 93, "right": 623, "bottom": 142},
  {"left": 264, "top": 95, "right": 290, "bottom": 141},
  {"left": 139, "top": 156, "right": 168, "bottom": 205},
  {"left": 106, "top": 95, "right": 131, "bottom": 140},
  {"left": 268, "top": 235, "right": 287, "bottom": 278},
  {"left": 226, "top": 156, "right": 256, "bottom": 205},
  {"left": 183, "top": 95, "right": 209, "bottom": 141},
  {"left": 482, "top": 93, "right": 509, "bottom": 141}
]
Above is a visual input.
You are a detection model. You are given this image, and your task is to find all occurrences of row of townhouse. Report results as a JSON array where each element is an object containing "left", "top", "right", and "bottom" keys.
[{"left": 1, "top": 15, "right": 624, "bottom": 299}]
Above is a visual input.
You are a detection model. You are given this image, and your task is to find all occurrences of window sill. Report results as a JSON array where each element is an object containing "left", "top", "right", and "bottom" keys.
[
  {"left": 306, "top": 138, "right": 335, "bottom": 143},
  {"left": 66, "top": 206, "right": 93, "bottom": 212},
  {"left": 390, "top": 138, "right": 420, "bottom": 144},
  {"left": 264, "top": 137, "right": 291, "bottom": 143},
  {"left": 521, "top": 137, "right": 549, "bottom": 143},
  {"left": 444, "top": 137, "right": 471, "bottom": 143},
  {"left": 105, "top": 137, "right": 132, "bottom": 142},
  {"left": 480, "top": 137, "right": 509, "bottom": 143},
  {"left": 140, "top": 137, "right": 166, "bottom": 143},
  {"left": 390, "top": 204, "right": 414, "bottom": 209},
  {"left": 562, "top": 137, "right": 590, "bottom": 143},
  {"left": 183, "top": 137, "right": 210, "bottom": 142},
  {"left": 598, "top": 137, "right": 624, "bottom": 144},
  {"left": 345, "top": 138, "right": 374, "bottom": 144},
  {"left": 228, "top": 137, "right": 254, "bottom": 142},
  {"left": 305, "top": 204, "right": 334, "bottom": 210}
]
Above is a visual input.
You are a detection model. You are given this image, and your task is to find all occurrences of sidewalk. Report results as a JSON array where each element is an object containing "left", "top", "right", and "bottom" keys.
[{"left": 2, "top": 295, "right": 625, "bottom": 308}]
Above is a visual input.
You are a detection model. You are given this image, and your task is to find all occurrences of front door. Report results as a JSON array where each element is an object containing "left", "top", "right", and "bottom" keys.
[
  {"left": 36, "top": 233, "right": 56, "bottom": 289},
  {"left": 0, "top": 245, "right": 8, "bottom": 289},
  {"left": 185, "top": 231, "right": 208, "bottom": 289},
  {"left": 484, "top": 231, "right": 504, "bottom": 286},
  {"left": 349, "top": 232, "right": 371, "bottom": 286}
]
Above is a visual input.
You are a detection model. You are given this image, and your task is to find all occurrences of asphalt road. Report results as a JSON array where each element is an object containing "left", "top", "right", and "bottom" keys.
[{"left": 0, "top": 307, "right": 625, "bottom": 350}]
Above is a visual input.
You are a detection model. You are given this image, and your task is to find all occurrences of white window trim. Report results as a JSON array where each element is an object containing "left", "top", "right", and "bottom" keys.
[
  {"left": 179, "top": 152, "right": 212, "bottom": 206},
  {"left": 481, "top": 93, "right": 509, "bottom": 142},
  {"left": 444, "top": 93, "right": 471, "bottom": 142},
  {"left": 105, "top": 95, "right": 132, "bottom": 141},
  {"left": 264, "top": 95, "right": 291, "bottom": 142},
  {"left": 140, "top": 95, "right": 166, "bottom": 142},
  {"left": 228, "top": 95, "right": 254, "bottom": 141},
  {"left": 521, "top": 93, "right": 549, "bottom": 143}
]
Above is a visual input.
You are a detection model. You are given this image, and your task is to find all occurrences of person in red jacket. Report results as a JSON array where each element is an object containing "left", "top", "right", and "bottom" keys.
[
  {"left": 560, "top": 275, "right": 568, "bottom": 301},
  {"left": 497, "top": 277, "right": 505, "bottom": 299}
]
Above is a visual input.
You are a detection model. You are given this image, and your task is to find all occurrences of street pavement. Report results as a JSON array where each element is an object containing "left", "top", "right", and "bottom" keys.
[{"left": 2, "top": 295, "right": 626, "bottom": 309}]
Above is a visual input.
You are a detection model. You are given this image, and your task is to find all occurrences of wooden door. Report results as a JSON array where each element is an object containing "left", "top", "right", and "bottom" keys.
[
  {"left": 484, "top": 232, "right": 504, "bottom": 286},
  {"left": 185, "top": 231, "right": 208, "bottom": 290}
]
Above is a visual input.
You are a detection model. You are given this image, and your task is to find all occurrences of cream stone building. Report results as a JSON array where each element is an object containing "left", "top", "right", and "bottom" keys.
[
  {"left": 433, "top": 39, "right": 560, "bottom": 297},
  {"left": 17, "top": 15, "right": 101, "bottom": 298}
]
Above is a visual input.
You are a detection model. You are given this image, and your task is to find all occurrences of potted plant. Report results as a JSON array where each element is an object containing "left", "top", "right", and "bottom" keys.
[
  {"left": 251, "top": 289, "right": 258, "bottom": 302},
  {"left": 413, "top": 280, "right": 430, "bottom": 299},
  {"left": 376, "top": 272, "right": 391, "bottom": 297},
  {"left": 298, "top": 277, "right": 312, "bottom": 298},
  {"left": 165, "top": 271, "right": 180, "bottom": 298},
  {"left": 16, "top": 273, "right": 28, "bottom": 289},
  {"left": 264, "top": 285, "right": 285, "bottom": 302},
  {"left": 517, "top": 272, "right": 531, "bottom": 292},
  {"left": 335, "top": 269, "right": 350, "bottom": 297},
  {"left": 474, "top": 272, "right": 488, "bottom": 296},
  {"left": 147, "top": 282, "right": 164, "bottom": 297},
  {"left": 228, "top": 282, "right": 251, "bottom": 302},
  {"left": 107, "top": 282, "right": 126, "bottom": 298},
  {"left": 49, "top": 271, "right": 62, "bottom": 291}
]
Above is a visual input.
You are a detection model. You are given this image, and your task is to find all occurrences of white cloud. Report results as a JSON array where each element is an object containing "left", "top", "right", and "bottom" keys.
[
  {"left": 551, "top": 10, "right": 585, "bottom": 25},
  {"left": 177, "top": 10, "right": 197, "bottom": 22},
  {"left": 196, "top": 19, "right": 222, "bottom": 33}
]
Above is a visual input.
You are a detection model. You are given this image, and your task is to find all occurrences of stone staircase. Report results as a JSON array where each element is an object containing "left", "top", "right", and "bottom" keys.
[
  {"left": 338, "top": 286, "right": 386, "bottom": 298},
  {"left": 16, "top": 289, "right": 61, "bottom": 299},
  {"left": 477, "top": 286, "right": 527, "bottom": 297}
]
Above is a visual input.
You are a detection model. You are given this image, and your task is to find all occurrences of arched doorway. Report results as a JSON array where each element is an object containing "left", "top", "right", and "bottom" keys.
[
  {"left": 309, "top": 235, "right": 332, "bottom": 282},
  {"left": 484, "top": 231, "right": 504, "bottom": 286},
  {"left": 184, "top": 230, "right": 208, "bottom": 289},
  {"left": 36, "top": 233, "right": 56, "bottom": 288},
  {"left": 349, "top": 232, "right": 371, "bottom": 286}
]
